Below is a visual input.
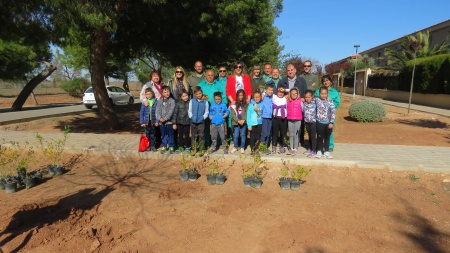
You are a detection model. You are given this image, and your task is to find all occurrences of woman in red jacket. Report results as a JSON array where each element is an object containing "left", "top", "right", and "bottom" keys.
[{"left": 226, "top": 61, "right": 252, "bottom": 105}]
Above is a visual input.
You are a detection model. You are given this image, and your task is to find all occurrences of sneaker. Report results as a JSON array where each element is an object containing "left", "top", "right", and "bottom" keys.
[
  {"left": 240, "top": 148, "right": 245, "bottom": 154},
  {"left": 150, "top": 147, "right": 157, "bottom": 152},
  {"left": 292, "top": 148, "right": 297, "bottom": 156},
  {"left": 230, "top": 148, "right": 237, "bottom": 154},
  {"left": 169, "top": 147, "right": 174, "bottom": 154},
  {"left": 185, "top": 147, "right": 191, "bottom": 153},
  {"left": 250, "top": 151, "right": 255, "bottom": 156},
  {"left": 286, "top": 148, "right": 291, "bottom": 155},
  {"left": 329, "top": 148, "right": 334, "bottom": 152},
  {"left": 223, "top": 149, "right": 229, "bottom": 155},
  {"left": 315, "top": 151, "right": 322, "bottom": 158},
  {"left": 160, "top": 147, "right": 166, "bottom": 154},
  {"left": 307, "top": 151, "right": 316, "bottom": 158},
  {"left": 210, "top": 148, "right": 216, "bottom": 153},
  {"left": 272, "top": 147, "right": 277, "bottom": 154},
  {"left": 279, "top": 147, "right": 286, "bottom": 154},
  {"left": 324, "top": 151, "right": 333, "bottom": 159},
  {"left": 303, "top": 149, "right": 312, "bottom": 155}
]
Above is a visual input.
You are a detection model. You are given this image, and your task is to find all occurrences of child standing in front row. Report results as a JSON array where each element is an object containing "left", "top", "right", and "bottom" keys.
[
  {"left": 286, "top": 87, "right": 302, "bottom": 155},
  {"left": 188, "top": 87, "right": 209, "bottom": 155},
  {"left": 247, "top": 91, "right": 264, "bottom": 155},
  {"left": 140, "top": 88, "right": 158, "bottom": 152},
  {"left": 315, "top": 86, "right": 336, "bottom": 159},
  {"left": 230, "top": 89, "right": 248, "bottom": 154},
  {"left": 272, "top": 87, "right": 288, "bottom": 154},
  {"left": 209, "top": 92, "right": 229, "bottom": 154},
  {"left": 302, "top": 90, "right": 317, "bottom": 158},
  {"left": 260, "top": 83, "right": 274, "bottom": 154},
  {"left": 156, "top": 86, "right": 176, "bottom": 154},
  {"left": 172, "top": 90, "right": 191, "bottom": 153}
]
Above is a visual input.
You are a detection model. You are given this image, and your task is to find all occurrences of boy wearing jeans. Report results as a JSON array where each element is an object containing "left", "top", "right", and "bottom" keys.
[
  {"left": 140, "top": 88, "right": 158, "bottom": 152},
  {"left": 260, "top": 83, "right": 274, "bottom": 154},
  {"left": 209, "top": 92, "right": 229, "bottom": 153},
  {"left": 188, "top": 87, "right": 209, "bottom": 155},
  {"left": 156, "top": 86, "right": 176, "bottom": 154}
]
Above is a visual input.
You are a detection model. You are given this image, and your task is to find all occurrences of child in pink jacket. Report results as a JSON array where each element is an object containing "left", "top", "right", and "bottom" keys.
[{"left": 286, "top": 87, "right": 303, "bottom": 155}]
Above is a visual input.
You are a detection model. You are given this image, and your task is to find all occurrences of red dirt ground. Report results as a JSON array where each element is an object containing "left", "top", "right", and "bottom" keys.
[{"left": 1, "top": 93, "right": 450, "bottom": 252}]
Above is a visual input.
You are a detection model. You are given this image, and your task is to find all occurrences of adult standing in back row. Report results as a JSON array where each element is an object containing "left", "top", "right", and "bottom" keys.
[
  {"left": 278, "top": 64, "right": 308, "bottom": 147},
  {"left": 187, "top": 61, "right": 205, "bottom": 97},
  {"left": 300, "top": 60, "right": 319, "bottom": 92},
  {"left": 226, "top": 61, "right": 252, "bottom": 105}
]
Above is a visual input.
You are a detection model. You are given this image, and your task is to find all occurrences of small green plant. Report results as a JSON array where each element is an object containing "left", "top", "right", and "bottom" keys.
[
  {"left": 239, "top": 154, "right": 252, "bottom": 178},
  {"left": 205, "top": 155, "right": 219, "bottom": 176},
  {"left": 433, "top": 199, "right": 439, "bottom": 204},
  {"left": 291, "top": 165, "right": 311, "bottom": 181},
  {"left": 280, "top": 158, "right": 291, "bottom": 179},
  {"left": 180, "top": 152, "right": 191, "bottom": 172},
  {"left": 36, "top": 126, "right": 71, "bottom": 166},
  {"left": 0, "top": 145, "right": 20, "bottom": 176},
  {"left": 348, "top": 100, "right": 386, "bottom": 123},
  {"left": 408, "top": 174, "right": 420, "bottom": 181}
]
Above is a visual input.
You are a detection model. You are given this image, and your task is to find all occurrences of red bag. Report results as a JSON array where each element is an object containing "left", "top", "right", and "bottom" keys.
[{"left": 138, "top": 135, "right": 150, "bottom": 152}]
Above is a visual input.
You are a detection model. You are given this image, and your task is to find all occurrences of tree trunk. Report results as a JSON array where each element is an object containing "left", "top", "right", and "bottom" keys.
[
  {"left": 123, "top": 75, "right": 129, "bottom": 91},
  {"left": 89, "top": 27, "right": 119, "bottom": 130},
  {"left": 11, "top": 62, "right": 56, "bottom": 111}
]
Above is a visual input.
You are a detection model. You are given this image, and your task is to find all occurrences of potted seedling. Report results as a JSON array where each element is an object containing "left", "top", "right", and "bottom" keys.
[
  {"left": 291, "top": 165, "right": 311, "bottom": 191},
  {"left": 1, "top": 144, "right": 21, "bottom": 193},
  {"left": 250, "top": 154, "right": 268, "bottom": 189},
  {"left": 278, "top": 159, "right": 292, "bottom": 190},
  {"left": 179, "top": 152, "right": 190, "bottom": 181},
  {"left": 240, "top": 154, "right": 253, "bottom": 187},
  {"left": 187, "top": 155, "right": 205, "bottom": 182},
  {"left": 205, "top": 155, "right": 219, "bottom": 185},
  {"left": 216, "top": 158, "right": 232, "bottom": 185},
  {"left": 37, "top": 126, "right": 70, "bottom": 176}
]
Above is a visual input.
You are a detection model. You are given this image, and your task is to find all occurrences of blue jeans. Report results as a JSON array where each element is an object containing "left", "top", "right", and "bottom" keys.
[
  {"left": 145, "top": 124, "right": 156, "bottom": 148},
  {"left": 260, "top": 118, "right": 272, "bottom": 146},
  {"left": 233, "top": 125, "right": 247, "bottom": 148},
  {"left": 160, "top": 124, "right": 174, "bottom": 148}
]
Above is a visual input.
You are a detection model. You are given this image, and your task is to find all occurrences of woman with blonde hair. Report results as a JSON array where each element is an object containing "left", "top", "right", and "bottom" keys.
[{"left": 169, "top": 66, "right": 190, "bottom": 102}]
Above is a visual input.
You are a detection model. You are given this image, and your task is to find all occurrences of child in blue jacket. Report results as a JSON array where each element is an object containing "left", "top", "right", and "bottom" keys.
[
  {"left": 140, "top": 88, "right": 158, "bottom": 151},
  {"left": 209, "top": 92, "right": 229, "bottom": 153}
]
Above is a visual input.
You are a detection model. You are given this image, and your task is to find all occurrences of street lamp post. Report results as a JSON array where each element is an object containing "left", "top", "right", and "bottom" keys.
[{"left": 353, "top": 44, "right": 360, "bottom": 98}]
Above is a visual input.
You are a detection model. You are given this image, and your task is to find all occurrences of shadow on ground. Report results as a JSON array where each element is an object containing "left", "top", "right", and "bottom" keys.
[
  {"left": 52, "top": 104, "right": 142, "bottom": 134},
  {"left": 396, "top": 119, "right": 449, "bottom": 129},
  {"left": 391, "top": 198, "right": 450, "bottom": 253}
]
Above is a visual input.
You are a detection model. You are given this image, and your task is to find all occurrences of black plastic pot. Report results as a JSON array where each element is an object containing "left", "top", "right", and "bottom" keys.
[
  {"left": 290, "top": 180, "right": 301, "bottom": 191},
  {"left": 243, "top": 176, "right": 253, "bottom": 188},
  {"left": 251, "top": 177, "right": 263, "bottom": 189},
  {"left": 5, "top": 181, "right": 17, "bottom": 194},
  {"left": 188, "top": 171, "right": 199, "bottom": 181},
  {"left": 206, "top": 174, "right": 216, "bottom": 185},
  {"left": 179, "top": 170, "right": 189, "bottom": 181},
  {"left": 215, "top": 174, "right": 226, "bottom": 185},
  {"left": 24, "top": 177, "right": 36, "bottom": 190},
  {"left": 279, "top": 178, "right": 291, "bottom": 190},
  {"left": 48, "top": 165, "right": 64, "bottom": 176},
  {"left": 32, "top": 171, "right": 44, "bottom": 184}
]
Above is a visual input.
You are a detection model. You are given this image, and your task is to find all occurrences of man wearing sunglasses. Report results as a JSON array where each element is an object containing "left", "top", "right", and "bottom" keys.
[
  {"left": 300, "top": 60, "right": 319, "bottom": 92},
  {"left": 216, "top": 65, "right": 228, "bottom": 94},
  {"left": 187, "top": 61, "right": 205, "bottom": 96}
]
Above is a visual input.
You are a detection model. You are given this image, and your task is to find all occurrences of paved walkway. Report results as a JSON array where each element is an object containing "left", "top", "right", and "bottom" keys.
[{"left": 1, "top": 130, "right": 449, "bottom": 174}]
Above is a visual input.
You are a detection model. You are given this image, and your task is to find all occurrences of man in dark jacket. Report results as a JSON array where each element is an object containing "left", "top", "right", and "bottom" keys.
[{"left": 278, "top": 64, "right": 308, "bottom": 147}]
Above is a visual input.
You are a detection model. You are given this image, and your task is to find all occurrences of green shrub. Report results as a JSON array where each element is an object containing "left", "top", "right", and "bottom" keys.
[
  {"left": 348, "top": 100, "right": 386, "bottom": 123},
  {"left": 60, "top": 78, "right": 91, "bottom": 96}
]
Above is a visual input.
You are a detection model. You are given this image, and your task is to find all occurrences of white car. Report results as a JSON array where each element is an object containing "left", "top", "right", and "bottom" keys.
[{"left": 83, "top": 86, "right": 134, "bottom": 109}]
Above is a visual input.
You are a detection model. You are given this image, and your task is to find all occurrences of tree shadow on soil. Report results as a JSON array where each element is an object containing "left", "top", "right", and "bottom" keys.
[
  {"left": 0, "top": 187, "right": 113, "bottom": 252},
  {"left": 391, "top": 198, "right": 449, "bottom": 253},
  {"left": 52, "top": 104, "right": 142, "bottom": 134},
  {"left": 396, "top": 119, "right": 449, "bottom": 129},
  {"left": 343, "top": 116, "right": 358, "bottom": 122}
]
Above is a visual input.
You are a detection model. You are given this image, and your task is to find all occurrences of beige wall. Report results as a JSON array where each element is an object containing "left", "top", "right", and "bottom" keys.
[{"left": 343, "top": 87, "right": 450, "bottom": 109}]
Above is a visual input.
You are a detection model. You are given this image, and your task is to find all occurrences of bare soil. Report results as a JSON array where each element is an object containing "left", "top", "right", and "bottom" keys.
[{"left": 1, "top": 94, "right": 450, "bottom": 252}]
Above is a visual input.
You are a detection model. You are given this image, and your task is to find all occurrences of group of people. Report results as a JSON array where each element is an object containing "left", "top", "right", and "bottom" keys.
[{"left": 139, "top": 60, "right": 340, "bottom": 158}]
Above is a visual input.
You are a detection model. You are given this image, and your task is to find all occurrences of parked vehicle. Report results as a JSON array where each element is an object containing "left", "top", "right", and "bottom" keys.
[{"left": 83, "top": 86, "right": 134, "bottom": 109}]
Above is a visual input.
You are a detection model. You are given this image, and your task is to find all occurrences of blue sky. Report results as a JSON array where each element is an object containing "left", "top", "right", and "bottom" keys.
[{"left": 274, "top": 0, "right": 450, "bottom": 66}]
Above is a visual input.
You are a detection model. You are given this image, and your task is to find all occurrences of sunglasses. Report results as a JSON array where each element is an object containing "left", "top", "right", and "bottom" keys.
[
  {"left": 219, "top": 70, "right": 227, "bottom": 72},
  {"left": 304, "top": 65, "right": 311, "bottom": 67},
  {"left": 175, "top": 71, "right": 183, "bottom": 73},
  {"left": 234, "top": 66, "right": 243, "bottom": 69}
]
